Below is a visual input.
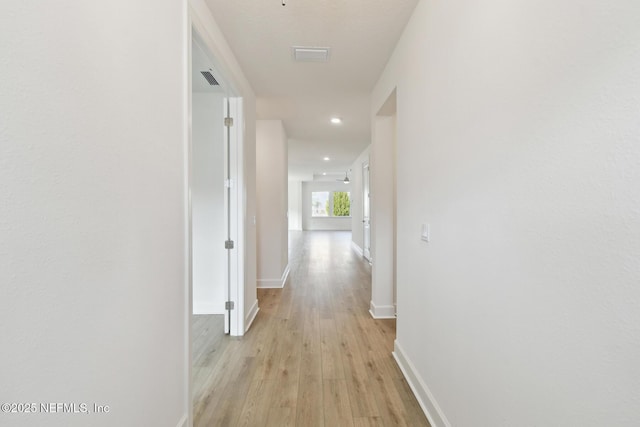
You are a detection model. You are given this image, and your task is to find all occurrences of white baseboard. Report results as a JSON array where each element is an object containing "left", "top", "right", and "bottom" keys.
[
  {"left": 351, "top": 241, "right": 364, "bottom": 257},
  {"left": 192, "top": 302, "right": 225, "bottom": 315},
  {"left": 392, "top": 340, "right": 451, "bottom": 427},
  {"left": 369, "top": 300, "right": 396, "bottom": 319},
  {"left": 257, "top": 264, "right": 290, "bottom": 289},
  {"left": 176, "top": 413, "right": 188, "bottom": 427},
  {"left": 245, "top": 298, "right": 260, "bottom": 332}
]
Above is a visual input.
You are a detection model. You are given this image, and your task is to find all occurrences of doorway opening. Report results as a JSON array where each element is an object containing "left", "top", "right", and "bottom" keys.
[
  {"left": 188, "top": 25, "right": 245, "bottom": 426},
  {"left": 191, "top": 32, "right": 229, "bottom": 331},
  {"left": 370, "top": 87, "right": 397, "bottom": 319}
]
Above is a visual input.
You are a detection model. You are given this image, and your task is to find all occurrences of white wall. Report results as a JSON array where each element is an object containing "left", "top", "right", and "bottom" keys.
[
  {"left": 192, "top": 93, "right": 226, "bottom": 314},
  {"left": 0, "top": 2, "right": 187, "bottom": 426},
  {"left": 288, "top": 180, "right": 303, "bottom": 231},
  {"left": 350, "top": 146, "right": 371, "bottom": 253},
  {"left": 256, "top": 120, "right": 289, "bottom": 288},
  {"left": 302, "top": 181, "right": 353, "bottom": 231},
  {"left": 373, "top": 0, "right": 640, "bottom": 426}
]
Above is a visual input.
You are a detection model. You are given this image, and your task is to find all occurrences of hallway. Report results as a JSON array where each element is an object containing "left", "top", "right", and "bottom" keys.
[{"left": 193, "top": 231, "right": 429, "bottom": 426}]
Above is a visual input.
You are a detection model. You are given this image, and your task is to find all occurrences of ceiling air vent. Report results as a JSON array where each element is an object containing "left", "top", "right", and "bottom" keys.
[
  {"left": 292, "top": 46, "right": 330, "bottom": 62},
  {"left": 200, "top": 71, "right": 219, "bottom": 86}
]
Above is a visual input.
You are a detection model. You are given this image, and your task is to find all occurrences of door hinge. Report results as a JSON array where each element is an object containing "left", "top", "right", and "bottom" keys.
[
  {"left": 225, "top": 301, "right": 235, "bottom": 310},
  {"left": 225, "top": 240, "right": 234, "bottom": 249},
  {"left": 224, "top": 178, "right": 234, "bottom": 188},
  {"left": 224, "top": 117, "right": 234, "bottom": 127}
]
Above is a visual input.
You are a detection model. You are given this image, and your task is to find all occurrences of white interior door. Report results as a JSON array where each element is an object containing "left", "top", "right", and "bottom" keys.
[
  {"left": 224, "top": 96, "right": 243, "bottom": 337},
  {"left": 190, "top": 29, "right": 243, "bottom": 336},
  {"left": 191, "top": 34, "right": 228, "bottom": 327},
  {"left": 363, "top": 161, "right": 371, "bottom": 262}
]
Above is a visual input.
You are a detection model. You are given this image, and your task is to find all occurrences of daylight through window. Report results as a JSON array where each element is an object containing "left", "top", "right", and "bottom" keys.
[{"left": 312, "top": 191, "right": 350, "bottom": 217}]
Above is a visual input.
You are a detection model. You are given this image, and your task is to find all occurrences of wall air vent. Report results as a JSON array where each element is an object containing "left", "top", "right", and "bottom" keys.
[
  {"left": 292, "top": 46, "right": 330, "bottom": 62},
  {"left": 200, "top": 71, "right": 219, "bottom": 86}
]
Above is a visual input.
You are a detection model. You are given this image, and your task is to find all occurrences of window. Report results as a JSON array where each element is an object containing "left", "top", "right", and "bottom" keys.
[
  {"left": 311, "top": 191, "right": 350, "bottom": 217},
  {"left": 311, "top": 191, "right": 329, "bottom": 217}
]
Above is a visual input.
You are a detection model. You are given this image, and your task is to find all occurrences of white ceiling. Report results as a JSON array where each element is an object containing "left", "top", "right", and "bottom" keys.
[{"left": 205, "top": 0, "right": 419, "bottom": 180}]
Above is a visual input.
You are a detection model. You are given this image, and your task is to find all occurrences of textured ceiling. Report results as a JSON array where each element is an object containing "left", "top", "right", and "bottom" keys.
[{"left": 205, "top": 0, "right": 419, "bottom": 179}]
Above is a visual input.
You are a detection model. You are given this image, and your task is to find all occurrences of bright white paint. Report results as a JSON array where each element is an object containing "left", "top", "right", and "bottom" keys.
[
  {"left": 224, "top": 96, "right": 246, "bottom": 334},
  {"left": 374, "top": 0, "right": 640, "bottom": 425},
  {"left": 204, "top": 0, "right": 419, "bottom": 179},
  {"left": 189, "top": 0, "right": 258, "bottom": 338},
  {"left": 370, "top": 109, "right": 397, "bottom": 319},
  {"left": 349, "top": 146, "right": 371, "bottom": 256},
  {"left": 256, "top": 120, "right": 289, "bottom": 287},
  {"left": 0, "top": 1, "right": 187, "bottom": 426},
  {"left": 288, "top": 180, "right": 303, "bottom": 231},
  {"left": 363, "top": 162, "right": 371, "bottom": 261},
  {"left": 191, "top": 92, "right": 226, "bottom": 314},
  {"left": 0, "top": 1, "right": 258, "bottom": 426},
  {"left": 241, "top": 104, "right": 258, "bottom": 331},
  {"left": 257, "top": 265, "right": 291, "bottom": 290},
  {"left": 245, "top": 299, "right": 260, "bottom": 332}
]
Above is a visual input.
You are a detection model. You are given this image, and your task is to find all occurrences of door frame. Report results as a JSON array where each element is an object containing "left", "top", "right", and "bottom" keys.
[
  {"left": 362, "top": 161, "right": 372, "bottom": 262},
  {"left": 186, "top": 8, "right": 246, "bottom": 426}
]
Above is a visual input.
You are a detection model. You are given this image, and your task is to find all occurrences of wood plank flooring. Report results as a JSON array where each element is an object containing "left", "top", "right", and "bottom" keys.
[{"left": 193, "top": 231, "right": 430, "bottom": 427}]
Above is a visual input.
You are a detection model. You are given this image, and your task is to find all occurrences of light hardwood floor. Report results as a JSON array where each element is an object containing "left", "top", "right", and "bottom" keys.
[{"left": 193, "top": 231, "right": 430, "bottom": 427}]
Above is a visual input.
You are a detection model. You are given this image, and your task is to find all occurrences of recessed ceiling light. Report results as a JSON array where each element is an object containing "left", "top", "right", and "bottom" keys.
[
  {"left": 323, "top": 157, "right": 330, "bottom": 161},
  {"left": 330, "top": 117, "right": 342, "bottom": 124},
  {"left": 322, "top": 172, "right": 327, "bottom": 176}
]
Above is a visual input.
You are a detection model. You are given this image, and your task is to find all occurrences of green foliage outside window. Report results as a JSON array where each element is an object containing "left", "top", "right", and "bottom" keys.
[
  {"left": 333, "top": 192, "right": 351, "bottom": 216},
  {"left": 312, "top": 190, "right": 350, "bottom": 217}
]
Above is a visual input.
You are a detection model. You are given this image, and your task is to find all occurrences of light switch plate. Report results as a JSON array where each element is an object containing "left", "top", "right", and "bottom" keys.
[{"left": 421, "top": 223, "right": 430, "bottom": 242}]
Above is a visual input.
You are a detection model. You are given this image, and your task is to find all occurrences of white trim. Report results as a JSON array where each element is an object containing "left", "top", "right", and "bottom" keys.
[
  {"left": 192, "top": 302, "right": 225, "bottom": 315},
  {"left": 245, "top": 299, "right": 260, "bottom": 332},
  {"left": 184, "top": 9, "right": 194, "bottom": 427},
  {"left": 369, "top": 300, "right": 396, "bottom": 319},
  {"left": 281, "top": 263, "right": 290, "bottom": 286},
  {"left": 176, "top": 413, "right": 188, "bottom": 427},
  {"left": 257, "top": 264, "right": 290, "bottom": 289},
  {"left": 257, "top": 278, "right": 285, "bottom": 288},
  {"left": 351, "top": 241, "right": 364, "bottom": 257},
  {"left": 227, "top": 96, "right": 245, "bottom": 337},
  {"left": 392, "top": 340, "right": 451, "bottom": 427}
]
